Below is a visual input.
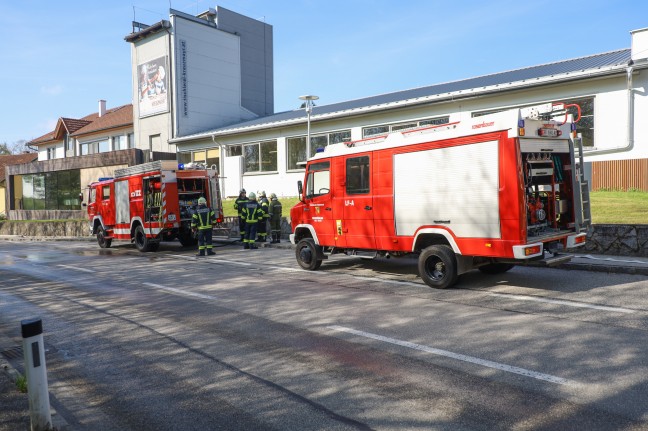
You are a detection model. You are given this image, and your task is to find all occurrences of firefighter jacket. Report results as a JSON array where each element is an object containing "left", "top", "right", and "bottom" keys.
[
  {"left": 234, "top": 196, "right": 249, "bottom": 216},
  {"left": 191, "top": 205, "right": 216, "bottom": 230},
  {"left": 259, "top": 196, "right": 270, "bottom": 219},
  {"left": 268, "top": 198, "right": 282, "bottom": 222},
  {"left": 242, "top": 201, "right": 264, "bottom": 224}
]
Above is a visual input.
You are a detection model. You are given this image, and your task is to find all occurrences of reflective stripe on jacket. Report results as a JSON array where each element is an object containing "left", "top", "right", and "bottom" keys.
[{"left": 191, "top": 206, "right": 216, "bottom": 230}]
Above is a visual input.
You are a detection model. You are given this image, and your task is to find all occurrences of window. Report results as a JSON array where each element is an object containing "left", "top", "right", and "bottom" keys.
[
  {"left": 46, "top": 147, "right": 55, "bottom": 160},
  {"left": 102, "top": 185, "right": 111, "bottom": 200},
  {"left": 177, "top": 152, "right": 192, "bottom": 164},
  {"left": 363, "top": 117, "right": 449, "bottom": 138},
  {"left": 305, "top": 161, "right": 330, "bottom": 198},
  {"left": 149, "top": 134, "right": 161, "bottom": 152},
  {"left": 113, "top": 135, "right": 128, "bottom": 150},
  {"left": 228, "top": 145, "right": 242, "bottom": 157},
  {"left": 346, "top": 156, "right": 370, "bottom": 194},
  {"left": 80, "top": 139, "right": 109, "bottom": 155},
  {"left": 286, "top": 130, "right": 351, "bottom": 170},
  {"left": 243, "top": 140, "right": 277, "bottom": 173},
  {"left": 128, "top": 133, "right": 135, "bottom": 148},
  {"left": 21, "top": 170, "right": 81, "bottom": 210}
]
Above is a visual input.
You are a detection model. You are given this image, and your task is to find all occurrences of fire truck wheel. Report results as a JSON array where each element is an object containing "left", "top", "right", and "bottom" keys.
[
  {"left": 296, "top": 238, "right": 322, "bottom": 270},
  {"left": 134, "top": 225, "right": 152, "bottom": 252},
  {"left": 478, "top": 263, "right": 514, "bottom": 274},
  {"left": 179, "top": 231, "right": 197, "bottom": 247},
  {"left": 97, "top": 227, "right": 112, "bottom": 249},
  {"left": 418, "top": 245, "right": 458, "bottom": 289}
]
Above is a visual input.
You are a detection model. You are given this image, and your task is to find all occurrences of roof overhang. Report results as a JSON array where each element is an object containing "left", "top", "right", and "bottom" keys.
[{"left": 170, "top": 61, "right": 639, "bottom": 145}]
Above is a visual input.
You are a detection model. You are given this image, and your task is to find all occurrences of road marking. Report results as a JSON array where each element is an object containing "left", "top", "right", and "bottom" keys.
[
  {"left": 579, "top": 254, "right": 648, "bottom": 265},
  {"left": 489, "top": 293, "right": 636, "bottom": 314},
  {"left": 143, "top": 282, "right": 218, "bottom": 301},
  {"left": 56, "top": 264, "right": 94, "bottom": 273},
  {"left": 328, "top": 325, "right": 575, "bottom": 385}
]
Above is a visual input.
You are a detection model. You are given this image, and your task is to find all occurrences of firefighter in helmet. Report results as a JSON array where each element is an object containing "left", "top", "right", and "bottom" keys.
[
  {"left": 268, "top": 192, "right": 283, "bottom": 243},
  {"left": 233, "top": 188, "right": 248, "bottom": 242},
  {"left": 256, "top": 190, "right": 270, "bottom": 242},
  {"left": 191, "top": 196, "right": 216, "bottom": 256},
  {"left": 241, "top": 192, "right": 264, "bottom": 249}
]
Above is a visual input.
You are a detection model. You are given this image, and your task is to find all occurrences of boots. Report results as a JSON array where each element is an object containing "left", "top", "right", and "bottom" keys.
[{"left": 196, "top": 250, "right": 205, "bottom": 257}]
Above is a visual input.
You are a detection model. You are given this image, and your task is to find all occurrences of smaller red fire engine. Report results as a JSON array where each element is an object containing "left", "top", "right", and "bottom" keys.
[{"left": 85, "top": 160, "right": 223, "bottom": 251}]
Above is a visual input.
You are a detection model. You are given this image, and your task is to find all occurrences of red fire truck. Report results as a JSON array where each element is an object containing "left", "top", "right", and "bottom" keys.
[
  {"left": 290, "top": 103, "right": 591, "bottom": 288},
  {"left": 85, "top": 160, "right": 223, "bottom": 251}
]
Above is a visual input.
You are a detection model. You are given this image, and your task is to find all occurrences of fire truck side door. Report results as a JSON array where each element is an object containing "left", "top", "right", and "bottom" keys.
[
  {"left": 340, "top": 154, "right": 376, "bottom": 250},
  {"left": 100, "top": 183, "right": 115, "bottom": 226},
  {"left": 302, "top": 160, "right": 336, "bottom": 247}
]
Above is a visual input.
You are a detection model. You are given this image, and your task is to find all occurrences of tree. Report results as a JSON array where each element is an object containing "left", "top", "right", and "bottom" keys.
[{"left": 0, "top": 140, "right": 33, "bottom": 155}]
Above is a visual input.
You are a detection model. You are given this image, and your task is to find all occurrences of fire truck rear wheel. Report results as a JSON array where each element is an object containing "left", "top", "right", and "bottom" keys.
[
  {"left": 478, "top": 263, "right": 514, "bottom": 274},
  {"left": 134, "top": 225, "right": 152, "bottom": 252},
  {"left": 418, "top": 245, "right": 458, "bottom": 289},
  {"left": 296, "top": 238, "right": 322, "bottom": 270},
  {"left": 97, "top": 227, "right": 112, "bottom": 249}
]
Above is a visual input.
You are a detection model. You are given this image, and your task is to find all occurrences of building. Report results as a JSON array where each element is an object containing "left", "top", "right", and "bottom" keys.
[
  {"left": 6, "top": 102, "right": 174, "bottom": 220},
  {"left": 0, "top": 153, "right": 38, "bottom": 217},
  {"left": 168, "top": 25, "right": 648, "bottom": 197}
]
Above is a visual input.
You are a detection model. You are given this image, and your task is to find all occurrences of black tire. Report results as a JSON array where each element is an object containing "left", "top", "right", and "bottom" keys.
[
  {"left": 296, "top": 238, "right": 322, "bottom": 270},
  {"left": 478, "top": 263, "right": 514, "bottom": 274},
  {"left": 97, "top": 227, "right": 112, "bottom": 249},
  {"left": 179, "top": 230, "right": 197, "bottom": 247},
  {"left": 134, "top": 225, "right": 152, "bottom": 252},
  {"left": 149, "top": 241, "right": 160, "bottom": 252},
  {"left": 418, "top": 244, "right": 458, "bottom": 289}
]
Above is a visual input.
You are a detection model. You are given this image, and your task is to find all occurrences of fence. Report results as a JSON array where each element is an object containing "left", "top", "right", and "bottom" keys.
[{"left": 590, "top": 158, "right": 648, "bottom": 191}]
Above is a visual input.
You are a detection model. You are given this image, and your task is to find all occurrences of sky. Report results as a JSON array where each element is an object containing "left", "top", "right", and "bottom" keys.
[{"left": 1, "top": 0, "right": 647, "bottom": 146}]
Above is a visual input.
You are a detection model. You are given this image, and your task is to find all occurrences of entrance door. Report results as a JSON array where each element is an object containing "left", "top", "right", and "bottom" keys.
[{"left": 339, "top": 154, "right": 375, "bottom": 249}]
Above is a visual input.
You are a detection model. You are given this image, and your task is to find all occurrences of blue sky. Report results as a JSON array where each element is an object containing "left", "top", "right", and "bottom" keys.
[{"left": 1, "top": 0, "right": 647, "bottom": 146}]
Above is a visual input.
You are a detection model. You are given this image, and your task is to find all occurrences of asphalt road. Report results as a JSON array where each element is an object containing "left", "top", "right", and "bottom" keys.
[{"left": 1, "top": 240, "right": 648, "bottom": 430}]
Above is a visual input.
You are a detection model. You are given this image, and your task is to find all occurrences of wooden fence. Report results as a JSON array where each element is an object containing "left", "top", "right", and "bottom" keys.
[{"left": 590, "top": 158, "right": 648, "bottom": 191}]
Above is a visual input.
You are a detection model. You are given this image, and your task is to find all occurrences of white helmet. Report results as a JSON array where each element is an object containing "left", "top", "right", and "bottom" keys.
[
  {"left": 248, "top": 192, "right": 256, "bottom": 200},
  {"left": 258, "top": 190, "right": 266, "bottom": 197},
  {"left": 270, "top": 193, "right": 277, "bottom": 199}
]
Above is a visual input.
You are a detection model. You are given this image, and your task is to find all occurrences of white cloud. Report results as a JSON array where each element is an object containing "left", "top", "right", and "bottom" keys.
[{"left": 40, "top": 85, "right": 63, "bottom": 96}]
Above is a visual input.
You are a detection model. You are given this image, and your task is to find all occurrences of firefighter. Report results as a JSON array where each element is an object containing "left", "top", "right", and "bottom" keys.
[
  {"left": 191, "top": 197, "right": 216, "bottom": 256},
  {"left": 268, "top": 192, "right": 283, "bottom": 243},
  {"left": 256, "top": 190, "right": 270, "bottom": 242},
  {"left": 233, "top": 188, "right": 248, "bottom": 242},
  {"left": 241, "top": 192, "right": 264, "bottom": 249}
]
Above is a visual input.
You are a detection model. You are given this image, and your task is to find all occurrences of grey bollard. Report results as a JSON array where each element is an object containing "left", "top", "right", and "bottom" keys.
[{"left": 21, "top": 317, "right": 52, "bottom": 431}]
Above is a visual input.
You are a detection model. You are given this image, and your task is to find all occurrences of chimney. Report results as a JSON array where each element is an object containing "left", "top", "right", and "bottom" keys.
[
  {"left": 98, "top": 99, "right": 107, "bottom": 117},
  {"left": 631, "top": 27, "right": 648, "bottom": 62}
]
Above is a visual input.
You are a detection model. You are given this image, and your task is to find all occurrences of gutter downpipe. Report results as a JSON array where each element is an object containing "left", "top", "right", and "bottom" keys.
[
  {"left": 211, "top": 134, "right": 225, "bottom": 195},
  {"left": 584, "top": 61, "right": 635, "bottom": 157}
]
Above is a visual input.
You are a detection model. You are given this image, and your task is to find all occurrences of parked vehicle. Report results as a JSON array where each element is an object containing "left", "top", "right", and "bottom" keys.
[
  {"left": 290, "top": 103, "right": 590, "bottom": 288},
  {"left": 85, "top": 160, "right": 223, "bottom": 251}
]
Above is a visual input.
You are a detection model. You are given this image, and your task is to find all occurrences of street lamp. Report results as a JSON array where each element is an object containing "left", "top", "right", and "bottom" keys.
[{"left": 299, "top": 95, "right": 319, "bottom": 163}]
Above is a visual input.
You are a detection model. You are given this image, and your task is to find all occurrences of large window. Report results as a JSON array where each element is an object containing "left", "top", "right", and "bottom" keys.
[
  {"left": 243, "top": 140, "right": 277, "bottom": 173},
  {"left": 80, "top": 139, "right": 109, "bottom": 155},
  {"left": 363, "top": 116, "right": 449, "bottom": 138},
  {"left": 472, "top": 97, "right": 595, "bottom": 147},
  {"left": 286, "top": 130, "right": 351, "bottom": 170},
  {"left": 21, "top": 170, "right": 81, "bottom": 210}
]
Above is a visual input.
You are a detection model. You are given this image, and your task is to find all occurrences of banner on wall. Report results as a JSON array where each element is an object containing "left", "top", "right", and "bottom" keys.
[{"left": 138, "top": 56, "right": 168, "bottom": 117}]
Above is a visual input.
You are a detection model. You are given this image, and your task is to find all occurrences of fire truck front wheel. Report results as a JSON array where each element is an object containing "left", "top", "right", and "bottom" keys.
[
  {"left": 97, "top": 227, "right": 112, "bottom": 249},
  {"left": 296, "top": 238, "right": 322, "bottom": 270},
  {"left": 418, "top": 245, "right": 458, "bottom": 289}
]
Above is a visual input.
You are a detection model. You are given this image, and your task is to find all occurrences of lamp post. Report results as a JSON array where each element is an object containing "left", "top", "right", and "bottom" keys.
[{"left": 299, "top": 95, "right": 319, "bottom": 162}]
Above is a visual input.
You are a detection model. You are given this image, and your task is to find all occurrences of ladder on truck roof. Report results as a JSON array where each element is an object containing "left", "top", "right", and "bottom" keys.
[{"left": 114, "top": 160, "right": 180, "bottom": 178}]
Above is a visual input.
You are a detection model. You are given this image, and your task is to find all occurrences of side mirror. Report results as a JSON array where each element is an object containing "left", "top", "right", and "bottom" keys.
[{"left": 297, "top": 180, "right": 304, "bottom": 202}]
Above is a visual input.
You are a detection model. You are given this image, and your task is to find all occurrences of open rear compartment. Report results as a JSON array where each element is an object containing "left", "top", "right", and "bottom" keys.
[
  {"left": 521, "top": 139, "right": 577, "bottom": 243},
  {"left": 177, "top": 176, "right": 209, "bottom": 224}
]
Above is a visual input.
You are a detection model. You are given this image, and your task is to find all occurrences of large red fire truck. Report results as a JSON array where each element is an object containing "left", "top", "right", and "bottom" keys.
[
  {"left": 290, "top": 103, "right": 591, "bottom": 288},
  {"left": 85, "top": 160, "right": 223, "bottom": 251}
]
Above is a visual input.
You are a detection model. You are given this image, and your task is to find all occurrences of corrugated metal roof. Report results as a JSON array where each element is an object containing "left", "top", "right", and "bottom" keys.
[{"left": 176, "top": 48, "right": 631, "bottom": 141}]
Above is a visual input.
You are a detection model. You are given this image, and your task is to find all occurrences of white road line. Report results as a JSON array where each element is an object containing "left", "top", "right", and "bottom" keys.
[
  {"left": 489, "top": 293, "right": 636, "bottom": 314},
  {"left": 56, "top": 264, "right": 94, "bottom": 273},
  {"left": 143, "top": 282, "right": 218, "bottom": 301},
  {"left": 328, "top": 325, "right": 575, "bottom": 385}
]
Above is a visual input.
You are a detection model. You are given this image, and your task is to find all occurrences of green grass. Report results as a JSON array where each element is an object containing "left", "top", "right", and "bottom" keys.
[
  {"left": 15, "top": 374, "right": 27, "bottom": 393},
  {"left": 222, "top": 197, "right": 301, "bottom": 217},
  {"left": 590, "top": 190, "right": 648, "bottom": 224}
]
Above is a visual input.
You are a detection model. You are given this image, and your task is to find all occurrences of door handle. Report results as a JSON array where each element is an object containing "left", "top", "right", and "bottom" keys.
[
  {"left": 325, "top": 207, "right": 332, "bottom": 211},
  {"left": 364, "top": 205, "right": 372, "bottom": 210}
]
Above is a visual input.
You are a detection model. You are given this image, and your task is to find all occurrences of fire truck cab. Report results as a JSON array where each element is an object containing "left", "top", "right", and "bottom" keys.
[{"left": 290, "top": 103, "right": 591, "bottom": 288}]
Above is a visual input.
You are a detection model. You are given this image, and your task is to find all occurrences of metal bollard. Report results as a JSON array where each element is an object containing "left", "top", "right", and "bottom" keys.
[{"left": 21, "top": 317, "right": 52, "bottom": 431}]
